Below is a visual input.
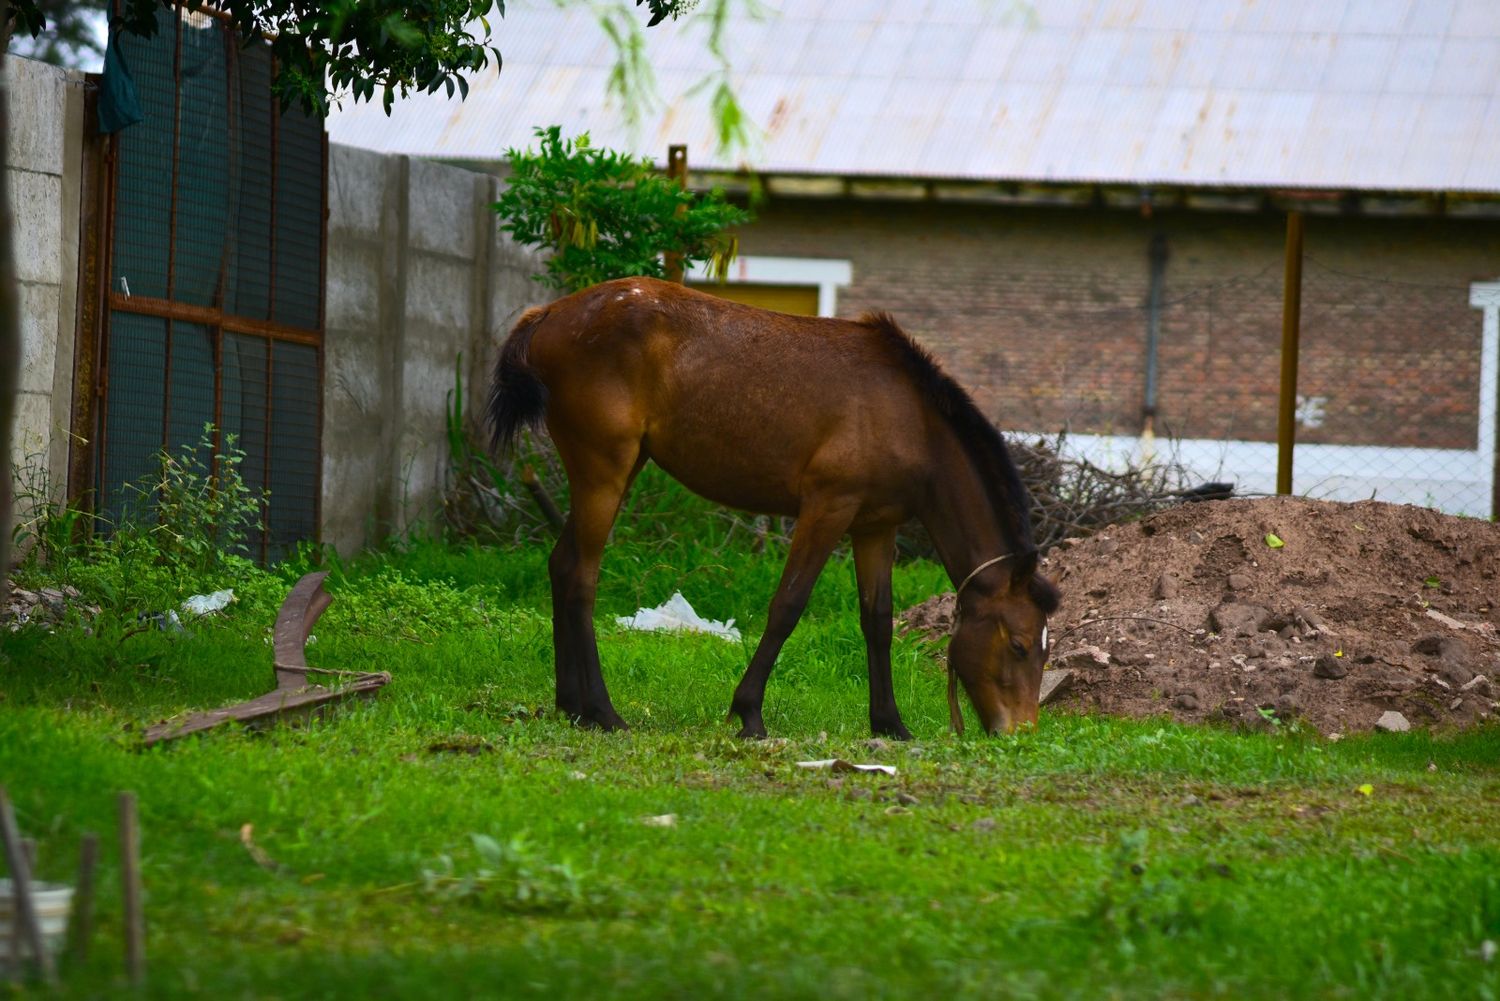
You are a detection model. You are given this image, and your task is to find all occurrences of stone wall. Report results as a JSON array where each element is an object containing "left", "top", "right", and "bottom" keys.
[{"left": 7, "top": 56, "right": 83, "bottom": 513}]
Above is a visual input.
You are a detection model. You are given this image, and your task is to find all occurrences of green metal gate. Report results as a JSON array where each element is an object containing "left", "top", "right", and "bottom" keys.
[{"left": 92, "top": 4, "right": 324, "bottom": 561}]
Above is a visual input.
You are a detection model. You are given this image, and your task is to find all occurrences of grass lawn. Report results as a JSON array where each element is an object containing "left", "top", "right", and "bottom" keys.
[{"left": 3, "top": 534, "right": 1498, "bottom": 999}]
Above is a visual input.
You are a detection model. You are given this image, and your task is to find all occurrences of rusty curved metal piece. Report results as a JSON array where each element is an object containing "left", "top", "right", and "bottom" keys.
[
  {"left": 142, "top": 571, "right": 390, "bottom": 748},
  {"left": 273, "top": 570, "right": 335, "bottom": 680}
]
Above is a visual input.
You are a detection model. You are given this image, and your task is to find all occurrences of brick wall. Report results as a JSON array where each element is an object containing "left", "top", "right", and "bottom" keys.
[{"left": 734, "top": 199, "right": 1500, "bottom": 450}]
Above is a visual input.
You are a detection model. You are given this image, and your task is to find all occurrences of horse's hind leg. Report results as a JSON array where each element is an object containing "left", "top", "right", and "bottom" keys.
[
  {"left": 549, "top": 439, "right": 645, "bottom": 731},
  {"left": 852, "top": 526, "right": 911, "bottom": 740},
  {"left": 729, "top": 501, "right": 856, "bottom": 739}
]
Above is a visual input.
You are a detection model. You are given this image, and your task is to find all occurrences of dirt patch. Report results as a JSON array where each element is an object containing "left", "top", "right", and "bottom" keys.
[{"left": 900, "top": 497, "right": 1500, "bottom": 734}]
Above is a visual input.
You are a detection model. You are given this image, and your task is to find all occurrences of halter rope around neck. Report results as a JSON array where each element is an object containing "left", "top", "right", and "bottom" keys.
[{"left": 946, "top": 553, "right": 1018, "bottom": 736}]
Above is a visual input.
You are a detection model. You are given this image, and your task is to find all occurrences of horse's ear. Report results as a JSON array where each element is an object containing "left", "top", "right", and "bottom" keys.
[
  {"left": 1008, "top": 549, "right": 1038, "bottom": 586},
  {"left": 1029, "top": 574, "right": 1061, "bottom": 616},
  {"left": 1009, "top": 549, "right": 1061, "bottom": 615}
]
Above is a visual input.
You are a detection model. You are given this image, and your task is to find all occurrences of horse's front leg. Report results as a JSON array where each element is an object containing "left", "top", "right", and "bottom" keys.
[
  {"left": 852, "top": 526, "right": 910, "bottom": 740},
  {"left": 729, "top": 503, "right": 855, "bottom": 739}
]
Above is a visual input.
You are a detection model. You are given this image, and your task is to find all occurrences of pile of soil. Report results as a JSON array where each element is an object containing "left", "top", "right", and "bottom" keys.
[{"left": 899, "top": 496, "right": 1500, "bottom": 734}]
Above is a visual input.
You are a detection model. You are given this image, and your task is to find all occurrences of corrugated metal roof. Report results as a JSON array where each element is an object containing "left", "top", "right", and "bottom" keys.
[{"left": 326, "top": 0, "right": 1500, "bottom": 192}]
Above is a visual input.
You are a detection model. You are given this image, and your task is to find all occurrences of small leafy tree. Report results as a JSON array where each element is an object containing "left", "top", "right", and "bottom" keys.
[{"left": 493, "top": 126, "right": 750, "bottom": 293}]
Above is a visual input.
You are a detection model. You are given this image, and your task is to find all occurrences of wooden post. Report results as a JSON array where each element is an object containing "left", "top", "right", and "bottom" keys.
[
  {"left": 10, "top": 838, "right": 34, "bottom": 972},
  {"left": 1276, "top": 210, "right": 1304, "bottom": 495},
  {"left": 664, "top": 144, "right": 687, "bottom": 283},
  {"left": 0, "top": 788, "right": 54, "bottom": 985},
  {"left": 118, "top": 793, "right": 144, "bottom": 987},
  {"left": 68, "top": 834, "right": 99, "bottom": 967}
]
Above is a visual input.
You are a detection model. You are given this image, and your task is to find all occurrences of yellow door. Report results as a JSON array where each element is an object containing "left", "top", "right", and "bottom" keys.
[{"left": 687, "top": 282, "right": 819, "bottom": 316}]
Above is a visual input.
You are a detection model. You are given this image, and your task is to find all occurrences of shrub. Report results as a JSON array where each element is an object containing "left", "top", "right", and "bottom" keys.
[{"left": 493, "top": 125, "right": 750, "bottom": 293}]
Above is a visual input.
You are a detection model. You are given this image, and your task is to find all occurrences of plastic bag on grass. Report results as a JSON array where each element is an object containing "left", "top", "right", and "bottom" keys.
[{"left": 616, "top": 591, "right": 741, "bottom": 642}]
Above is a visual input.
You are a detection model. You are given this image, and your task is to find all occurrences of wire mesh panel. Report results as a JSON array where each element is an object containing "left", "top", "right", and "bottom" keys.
[
  {"left": 171, "top": 13, "right": 231, "bottom": 308},
  {"left": 222, "top": 333, "right": 269, "bottom": 559},
  {"left": 99, "top": 2, "right": 325, "bottom": 560},
  {"left": 231, "top": 44, "right": 274, "bottom": 319},
  {"left": 989, "top": 221, "right": 1497, "bottom": 520},
  {"left": 167, "top": 322, "right": 216, "bottom": 452},
  {"left": 273, "top": 107, "right": 324, "bottom": 330},
  {"left": 268, "top": 342, "right": 320, "bottom": 558},
  {"left": 110, "top": 19, "right": 174, "bottom": 301},
  {"left": 100, "top": 313, "right": 167, "bottom": 522}
]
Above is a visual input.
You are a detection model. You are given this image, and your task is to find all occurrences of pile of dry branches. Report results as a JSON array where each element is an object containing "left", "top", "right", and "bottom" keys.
[{"left": 1011, "top": 432, "right": 1230, "bottom": 551}]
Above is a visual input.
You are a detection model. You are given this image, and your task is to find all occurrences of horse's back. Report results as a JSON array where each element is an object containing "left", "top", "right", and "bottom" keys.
[{"left": 525, "top": 278, "right": 935, "bottom": 517}]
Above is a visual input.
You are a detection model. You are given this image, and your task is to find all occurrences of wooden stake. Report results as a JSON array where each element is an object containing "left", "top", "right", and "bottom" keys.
[
  {"left": 9, "top": 837, "right": 34, "bottom": 976},
  {"left": 0, "top": 787, "right": 54, "bottom": 985},
  {"left": 118, "top": 793, "right": 144, "bottom": 987},
  {"left": 68, "top": 834, "right": 98, "bottom": 967}
]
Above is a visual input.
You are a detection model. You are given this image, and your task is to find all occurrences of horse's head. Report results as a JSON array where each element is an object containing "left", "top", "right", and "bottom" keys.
[{"left": 949, "top": 551, "right": 1061, "bottom": 734}]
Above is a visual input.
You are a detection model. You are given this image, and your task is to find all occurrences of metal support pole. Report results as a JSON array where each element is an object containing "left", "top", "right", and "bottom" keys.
[
  {"left": 664, "top": 144, "right": 687, "bottom": 283},
  {"left": 1276, "top": 210, "right": 1304, "bottom": 495}
]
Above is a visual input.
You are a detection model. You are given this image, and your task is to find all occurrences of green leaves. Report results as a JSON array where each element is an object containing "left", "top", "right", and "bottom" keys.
[{"left": 493, "top": 126, "right": 751, "bottom": 293}]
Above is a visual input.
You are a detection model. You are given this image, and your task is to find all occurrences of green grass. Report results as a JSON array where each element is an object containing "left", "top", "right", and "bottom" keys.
[{"left": 2, "top": 535, "right": 1498, "bottom": 999}]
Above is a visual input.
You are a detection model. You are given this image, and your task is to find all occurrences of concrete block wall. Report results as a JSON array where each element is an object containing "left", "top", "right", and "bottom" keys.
[
  {"left": 7, "top": 56, "right": 83, "bottom": 515},
  {"left": 323, "top": 145, "right": 544, "bottom": 553}
]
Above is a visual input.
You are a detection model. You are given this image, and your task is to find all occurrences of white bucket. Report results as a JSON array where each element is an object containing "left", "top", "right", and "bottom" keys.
[{"left": 0, "top": 879, "right": 74, "bottom": 969}]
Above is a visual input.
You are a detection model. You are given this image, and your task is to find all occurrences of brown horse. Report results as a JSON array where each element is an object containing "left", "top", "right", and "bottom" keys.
[{"left": 489, "top": 277, "right": 1059, "bottom": 739}]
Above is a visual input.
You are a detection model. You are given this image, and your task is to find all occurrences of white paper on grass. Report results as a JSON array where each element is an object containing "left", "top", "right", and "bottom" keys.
[
  {"left": 182, "top": 589, "right": 234, "bottom": 616},
  {"left": 616, "top": 591, "right": 741, "bottom": 642},
  {"left": 795, "top": 759, "right": 898, "bottom": 776}
]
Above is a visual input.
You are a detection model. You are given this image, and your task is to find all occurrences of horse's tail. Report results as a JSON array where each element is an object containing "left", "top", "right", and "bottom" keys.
[{"left": 488, "top": 306, "right": 550, "bottom": 454}]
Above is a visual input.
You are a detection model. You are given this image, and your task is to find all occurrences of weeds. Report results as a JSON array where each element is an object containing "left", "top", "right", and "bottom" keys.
[
  {"left": 418, "top": 832, "right": 590, "bottom": 914},
  {"left": 9, "top": 446, "right": 88, "bottom": 573},
  {"left": 8, "top": 425, "right": 274, "bottom": 618},
  {"left": 112, "top": 423, "right": 268, "bottom": 573}
]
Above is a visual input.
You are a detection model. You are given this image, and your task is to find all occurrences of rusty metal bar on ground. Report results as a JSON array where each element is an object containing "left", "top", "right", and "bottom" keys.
[
  {"left": 140, "top": 572, "right": 390, "bottom": 747},
  {"left": 1277, "top": 210, "right": 1304, "bottom": 495}
]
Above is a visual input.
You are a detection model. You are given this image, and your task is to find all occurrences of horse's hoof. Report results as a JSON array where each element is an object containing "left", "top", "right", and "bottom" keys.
[
  {"left": 577, "top": 712, "right": 630, "bottom": 732},
  {"left": 735, "top": 724, "right": 768, "bottom": 740},
  {"left": 872, "top": 720, "right": 913, "bottom": 741}
]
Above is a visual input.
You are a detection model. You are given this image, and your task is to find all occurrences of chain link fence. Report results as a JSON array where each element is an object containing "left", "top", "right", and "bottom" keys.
[{"left": 1019, "top": 250, "right": 1495, "bottom": 522}]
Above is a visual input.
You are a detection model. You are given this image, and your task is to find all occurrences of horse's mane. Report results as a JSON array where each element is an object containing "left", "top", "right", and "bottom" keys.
[{"left": 859, "top": 312, "right": 1036, "bottom": 556}]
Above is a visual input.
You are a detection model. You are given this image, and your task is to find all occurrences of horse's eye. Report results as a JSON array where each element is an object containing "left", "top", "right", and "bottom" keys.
[{"left": 1009, "top": 639, "right": 1028, "bottom": 658}]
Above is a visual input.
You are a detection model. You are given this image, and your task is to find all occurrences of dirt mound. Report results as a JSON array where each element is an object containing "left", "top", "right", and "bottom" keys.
[{"left": 900, "top": 496, "right": 1500, "bottom": 734}]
